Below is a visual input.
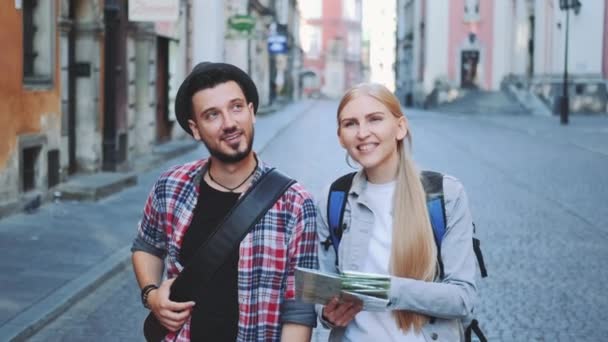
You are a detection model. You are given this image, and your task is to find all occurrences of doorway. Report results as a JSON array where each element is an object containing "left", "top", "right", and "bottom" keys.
[
  {"left": 461, "top": 50, "right": 479, "bottom": 88},
  {"left": 156, "top": 37, "right": 172, "bottom": 143}
]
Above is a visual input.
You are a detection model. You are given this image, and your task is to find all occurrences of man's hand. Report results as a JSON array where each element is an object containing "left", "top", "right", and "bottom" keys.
[
  {"left": 322, "top": 296, "right": 363, "bottom": 327},
  {"left": 148, "top": 278, "right": 196, "bottom": 332}
]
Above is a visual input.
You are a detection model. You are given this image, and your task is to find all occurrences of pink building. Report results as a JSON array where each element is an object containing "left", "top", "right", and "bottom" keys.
[
  {"left": 447, "top": 0, "right": 495, "bottom": 89},
  {"left": 299, "top": 0, "right": 363, "bottom": 98},
  {"left": 396, "top": 0, "right": 607, "bottom": 113},
  {"left": 396, "top": 0, "right": 496, "bottom": 105}
]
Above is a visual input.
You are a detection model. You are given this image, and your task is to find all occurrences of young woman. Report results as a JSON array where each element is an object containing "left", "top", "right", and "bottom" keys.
[{"left": 316, "top": 83, "right": 478, "bottom": 341}]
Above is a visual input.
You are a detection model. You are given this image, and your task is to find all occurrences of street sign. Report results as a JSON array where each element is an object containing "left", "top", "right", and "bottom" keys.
[
  {"left": 227, "top": 14, "right": 256, "bottom": 32},
  {"left": 268, "top": 34, "right": 288, "bottom": 54}
]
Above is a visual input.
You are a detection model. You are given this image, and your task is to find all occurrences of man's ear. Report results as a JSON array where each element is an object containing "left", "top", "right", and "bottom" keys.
[
  {"left": 188, "top": 119, "right": 201, "bottom": 141},
  {"left": 249, "top": 102, "right": 256, "bottom": 123}
]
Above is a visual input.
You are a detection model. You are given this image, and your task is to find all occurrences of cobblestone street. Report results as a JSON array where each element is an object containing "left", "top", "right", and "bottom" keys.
[{"left": 9, "top": 99, "right": 608, "bottom": 341}]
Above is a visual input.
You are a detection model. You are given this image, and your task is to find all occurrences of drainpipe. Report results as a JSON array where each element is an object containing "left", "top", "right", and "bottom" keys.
[
  {"left": 102, "top": 0, "right": 120, "bottom": 171},
  {"left": 68, "top": 0, "right": 77, "bottom": 174}
]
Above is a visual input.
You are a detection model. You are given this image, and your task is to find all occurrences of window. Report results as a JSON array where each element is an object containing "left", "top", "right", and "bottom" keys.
[
  {"left": 23, "top": 0, "right": 55, "bottom": 86},
  {"left": 347, "top": 31, "right": 361, "bottom": 59},
  {"left": 301, "top": 24, "right": 322, "bottom": 59},
  {"left": 343, "top": 0, "right": 359, "bottom": 21},
  {"left": 464, "top": 0, "right": 480, "bottom": 22}
]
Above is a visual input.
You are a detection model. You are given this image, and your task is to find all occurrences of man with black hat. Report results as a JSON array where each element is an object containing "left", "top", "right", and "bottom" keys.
[{"left": 131, "top": 62, "right": 318, "bottom": 341}]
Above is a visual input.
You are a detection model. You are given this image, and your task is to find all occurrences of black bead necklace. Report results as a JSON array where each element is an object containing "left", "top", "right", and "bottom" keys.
[{"left": 207, "top": 159, "right": 258, "bottom": 192}]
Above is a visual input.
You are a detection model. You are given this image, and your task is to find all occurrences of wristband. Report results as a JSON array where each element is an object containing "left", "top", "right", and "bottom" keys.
[{"left": 141, "top": 284, "right": 158, "bottom": 309}]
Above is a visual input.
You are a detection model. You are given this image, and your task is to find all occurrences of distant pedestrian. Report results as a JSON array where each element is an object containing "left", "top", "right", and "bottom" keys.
[
  {"left": 131, "top": 62, "right": 318, "bottom": 341},
  {"left": 316, "top": 83, "right": 479, "bottom": 341}
]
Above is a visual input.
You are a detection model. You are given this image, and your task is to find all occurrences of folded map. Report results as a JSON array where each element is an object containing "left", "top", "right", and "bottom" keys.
[{"left": 294, "top": 267, "right": 390, "bottom": 311}]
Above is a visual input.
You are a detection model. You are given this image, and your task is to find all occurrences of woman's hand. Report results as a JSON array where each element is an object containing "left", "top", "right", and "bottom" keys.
[{"left": 321, "top": 296, "right": 363, "bottom": 327}]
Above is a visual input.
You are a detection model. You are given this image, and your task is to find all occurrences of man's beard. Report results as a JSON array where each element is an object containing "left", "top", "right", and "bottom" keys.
[{"left": 202, "top": 127, "right": 255, "bottom": 163}]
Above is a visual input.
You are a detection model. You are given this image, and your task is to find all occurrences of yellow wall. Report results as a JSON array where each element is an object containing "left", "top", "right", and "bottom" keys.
[{"left": 0, "top": 1, "right": 61, "bottom": 169}]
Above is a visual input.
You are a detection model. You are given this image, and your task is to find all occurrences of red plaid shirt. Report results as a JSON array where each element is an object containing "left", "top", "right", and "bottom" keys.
[{"left": 137, "top": 158, "right": 318, "bottom": 341}]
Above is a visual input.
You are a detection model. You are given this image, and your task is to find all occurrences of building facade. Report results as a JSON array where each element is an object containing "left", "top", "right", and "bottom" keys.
[
  {"left": 364, "top": 0, "right": 397, "bottom": 92},
  {"left": 0, "top": 0, "right": 63, "bottom": 213},
  {"left": 498, "top": 0, "right": 607, "bottom": 114},
  {"left": 299, "top": 0, "right": 364, "bottom": 98},
  {"left": 395, "top": 0, "right": 608, "bottom": 113},
  {"left": 193, "top": 0, "right": 303, "bottom": 106},
  {"left": 1, "top": 0, "right": 304, "bottom": 217},
  {"left": 0, "top": 0, "right": 191, "bottom": 216}
]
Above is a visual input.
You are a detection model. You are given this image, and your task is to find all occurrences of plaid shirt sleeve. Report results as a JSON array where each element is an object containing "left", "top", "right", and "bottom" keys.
[
  {"left": 284, "top": 186, "right": 319, "bottom": 300},
  {"left": 136, "top": 181, "right": 168, "bottom": 255}
]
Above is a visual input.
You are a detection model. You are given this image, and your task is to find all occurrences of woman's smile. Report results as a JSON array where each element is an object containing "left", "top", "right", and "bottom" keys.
[{"left": 356, "top": 142, "right": 379, "bottom": 153}]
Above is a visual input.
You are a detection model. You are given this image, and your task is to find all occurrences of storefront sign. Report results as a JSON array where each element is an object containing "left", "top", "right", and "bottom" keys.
[{"left": 129, "top": 0, "right": 179, "bottom": 22}]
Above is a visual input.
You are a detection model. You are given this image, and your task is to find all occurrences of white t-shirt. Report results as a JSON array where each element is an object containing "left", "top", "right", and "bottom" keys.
[{"left": 343, "top": 181, "right": 425, "bottom": 342}]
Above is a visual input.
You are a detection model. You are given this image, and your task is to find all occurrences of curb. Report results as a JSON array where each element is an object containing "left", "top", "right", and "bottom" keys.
[
  {"left": 1, "top": 246, "right": 132, "bottom": 341},
  {"left": 55, "top": 172, "right": 138, "bottom": 201},
  {"left": 132, "top": 141, "right": 200, "bottom": 174}
]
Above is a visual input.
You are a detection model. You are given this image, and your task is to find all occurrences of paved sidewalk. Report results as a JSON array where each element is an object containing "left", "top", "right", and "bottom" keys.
[
  {"left": 0, "top": 100, "right": 316, "bottom": 341},
  {"left": 433, "top": 90, "right": 527, "bottom": 115},
  {"left": 413, "top": 107, "right": 608, "bottom": 157}
]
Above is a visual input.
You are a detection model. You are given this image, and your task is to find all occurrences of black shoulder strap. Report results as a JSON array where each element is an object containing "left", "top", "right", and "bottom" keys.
[
  {"left": 473, "top": 224, "right": 488, "bottom": 278},
  {"left": 465, "top": 319, "right": 488, "bottom": 342},
  {"left": 170, "top": 168, "right": 295, "bottom": 302}
]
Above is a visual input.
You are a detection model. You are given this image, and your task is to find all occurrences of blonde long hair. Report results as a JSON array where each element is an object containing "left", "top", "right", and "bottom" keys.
[{"left": 337, "top": 83, "right": 437, "bottom": 332}]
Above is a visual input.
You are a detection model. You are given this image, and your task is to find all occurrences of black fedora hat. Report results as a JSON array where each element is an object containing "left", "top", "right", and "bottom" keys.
[{"left": 174, "top": 62, "right": 259, "bottom": 135}]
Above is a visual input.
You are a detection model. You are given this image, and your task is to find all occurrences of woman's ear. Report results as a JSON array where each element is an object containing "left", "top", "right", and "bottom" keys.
[{"left": 396, "top": 116, "right": 408, "bottom": 141}]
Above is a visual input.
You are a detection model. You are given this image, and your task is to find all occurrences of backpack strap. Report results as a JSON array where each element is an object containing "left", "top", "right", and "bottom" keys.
[
  {"left": 421, "top": 171, "right": 488, "bottom": 279},
  {"left": 473, "top": 223, "right": 488, "bottom": 278},
  {"left": 324, "top": 172, "right": 356, "bottom": 265},
  {"left": 420, "top": 171, "right": 447, "bottom": 279},
  {"left": 464, "top": 319, "right": 488, "bottom": 342},
  {"left": 325, "top": 171, "right": 487, "bottom": 279},
  {"left": 325, "top": 171, "right": 447, "bottom": 270}
]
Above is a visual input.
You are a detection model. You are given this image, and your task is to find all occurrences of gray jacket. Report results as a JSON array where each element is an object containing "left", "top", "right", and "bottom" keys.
[{"left": 316, "top": 171, "right": 478, "bottom": 342}]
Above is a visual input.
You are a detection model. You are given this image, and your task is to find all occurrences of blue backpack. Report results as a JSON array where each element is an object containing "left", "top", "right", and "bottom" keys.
[{"left": 323, "top": 170, "right": 488, "bottom": 342}]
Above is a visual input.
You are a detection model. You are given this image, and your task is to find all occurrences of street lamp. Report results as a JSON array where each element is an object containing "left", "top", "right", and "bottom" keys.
[{"left": 558, "top": 0, "right": 581, "bottom": 125}]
